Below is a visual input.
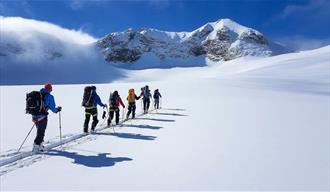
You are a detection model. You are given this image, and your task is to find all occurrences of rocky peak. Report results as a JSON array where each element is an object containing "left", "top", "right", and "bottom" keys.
[{"left": 97, "top": 18, "right": 287, "bottom": 65}]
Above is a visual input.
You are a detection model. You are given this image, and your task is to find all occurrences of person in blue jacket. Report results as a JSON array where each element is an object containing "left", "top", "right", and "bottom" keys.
[
  {"left": 32, "top": 83, "right": 61, "bottom": 152},
  {"left": 83, "top": 86, "right": 106, "bottom": 133}
]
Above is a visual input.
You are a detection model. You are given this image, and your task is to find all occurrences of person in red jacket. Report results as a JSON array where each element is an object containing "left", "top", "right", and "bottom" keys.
[{"left": 107, "top": 91, "right": 125, "bottom": 126}]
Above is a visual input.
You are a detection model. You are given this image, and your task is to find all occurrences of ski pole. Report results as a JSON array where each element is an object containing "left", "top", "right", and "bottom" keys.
[
  {"left": 17, "top": 124, "right": 35, "bottom": 153},
  {"left": 59, "top": 111, "right": 63, "bottom": 149}
]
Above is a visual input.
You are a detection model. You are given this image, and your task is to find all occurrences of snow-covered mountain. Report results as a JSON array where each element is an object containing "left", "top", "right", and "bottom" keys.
[
  {"left": 97, "top": 18, "right": 289, "bottom": 68},
  {"left": 0, "top": 17, "right": 290, "bottom": 82}
]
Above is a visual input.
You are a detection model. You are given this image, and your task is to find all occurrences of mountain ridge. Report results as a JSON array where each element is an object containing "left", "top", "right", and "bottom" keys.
[{"left": 97, "top": 18, "right": 289, "bottom": 67}]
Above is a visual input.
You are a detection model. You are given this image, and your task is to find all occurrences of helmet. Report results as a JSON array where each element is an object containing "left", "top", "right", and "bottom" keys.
[
  {"left": 91, "top": 86, "right": 96, "bottom": 90},
  {"left": 114, "top": 91, "right": 118, "bottom": 96}
]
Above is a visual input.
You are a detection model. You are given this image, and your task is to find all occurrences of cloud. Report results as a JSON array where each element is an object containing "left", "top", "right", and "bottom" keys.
[
  {"left": 275, "top": 36, "right": 330, "bottom": 51},
  {"left": 0, "top": 16, "right": 98, "bottom": 65},
  {"left": 0, "top": 16, "right": 125, "bottom": 85},
  {"left": 275, "top": 0, "right": 330, "bottom": 21},
  {"left": 1, "top": 16, "right": 96, "bottom": 44}
]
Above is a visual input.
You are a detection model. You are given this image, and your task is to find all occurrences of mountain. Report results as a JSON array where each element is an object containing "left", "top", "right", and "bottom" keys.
[
  {"left": 97, "top": 18, "right": 289, "bottom": 68},
  {"left": 0, "top": 17, "right": 291, "bottom": 84}
]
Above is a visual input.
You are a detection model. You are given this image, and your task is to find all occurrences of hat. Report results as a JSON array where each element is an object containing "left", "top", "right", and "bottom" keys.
[{"left": 44, "top": 83, "right": 52, "bottom": 91}]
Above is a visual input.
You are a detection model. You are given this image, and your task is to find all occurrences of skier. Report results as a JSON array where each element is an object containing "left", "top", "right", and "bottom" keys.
[
  {"left": 107, "top": 91, "right": 125, "bottom": 126},
  {"left": 31, "top": 83, "right": 62, "bottom": 152},
  {"left": 141, "top": 85, "right": 152, "bottom": 113},
  {"left": 82, "top": 86, "right": 106, "bottom": 134},
  {"left": 153, "top": 89, "right": 162, "bottom": 109},
  {"left": 126, "top": 88, "right": 140, "bottom": 119}
]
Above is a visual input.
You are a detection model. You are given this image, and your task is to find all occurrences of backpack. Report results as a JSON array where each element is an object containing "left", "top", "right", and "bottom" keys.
[
  {"left": 143, "top": 88, "right": 150, "bottom": 99},
  {"left": 109, "top": 93, "right": 118, "bottom": 107},
  {"left": 153, "top": 90, "right": 159, "bottom": 99},
  {"left": 25, "top": 91, "right": 46, "bottom": 115},
  {"left": 127, "top": 89, "right": 135, "bottom": 103},
  {"left": 82, "top": 86, "right": 94, "bottom": 107}
]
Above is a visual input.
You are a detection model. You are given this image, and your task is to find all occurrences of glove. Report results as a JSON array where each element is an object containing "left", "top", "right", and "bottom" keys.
[
  {"left": 103, "top": 104, "right": 107, "bottom": 108},
  {"left": 56, "top": 106, "right": 62, "bottom": 113}
]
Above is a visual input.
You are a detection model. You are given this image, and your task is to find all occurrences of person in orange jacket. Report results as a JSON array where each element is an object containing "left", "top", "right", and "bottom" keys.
[
  {"left": 126, "top": 88, "right": 140, "bottom": 119},
  {"left": 107, "top": 91, "right": 125, "bottom": 126}
]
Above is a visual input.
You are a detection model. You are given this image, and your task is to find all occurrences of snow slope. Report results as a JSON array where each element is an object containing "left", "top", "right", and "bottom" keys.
[
  {"left": 124, "top": 46, "right": 330, "bottom": 96},
  {"left": 0, "top": 46, "right": 329, "bottom": 190}
]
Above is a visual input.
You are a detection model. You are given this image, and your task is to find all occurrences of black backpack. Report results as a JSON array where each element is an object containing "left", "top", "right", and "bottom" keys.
[
  {"left": 143, "top": 88, "right": 150, "bottom": 99},
  {"left": 25, "top": 91, "right": 46, "bottom": 115},
  {"left": 110, "top": 93, "right": 118, "bottom": 107},
  {"left": 82, "top": 86, "right": 94, "bottom": 107}
]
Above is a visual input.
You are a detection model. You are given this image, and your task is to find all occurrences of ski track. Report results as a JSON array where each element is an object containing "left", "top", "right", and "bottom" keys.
[{"left": 0, "top": 109, "right": 160, "bottom": 175}]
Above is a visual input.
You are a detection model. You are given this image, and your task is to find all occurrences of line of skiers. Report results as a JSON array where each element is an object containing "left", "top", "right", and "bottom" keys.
[
  {"left": 82, "top": 85, "right": 162, "bottom": 133},
  {"left": 25, "top": 83, "right": 162, "bottom": 152}
]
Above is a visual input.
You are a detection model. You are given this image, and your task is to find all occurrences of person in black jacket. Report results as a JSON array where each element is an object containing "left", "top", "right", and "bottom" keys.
[
  {"left": 153, "top": 89, "right": 162, "bottom": 109},
  {"left": 141, "top": 85, "right": 151, "bottom": 113}
]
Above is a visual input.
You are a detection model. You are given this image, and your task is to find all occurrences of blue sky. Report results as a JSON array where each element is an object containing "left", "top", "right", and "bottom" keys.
[{"left": 1, "top": 0, "right": 329, "bottom": 50}]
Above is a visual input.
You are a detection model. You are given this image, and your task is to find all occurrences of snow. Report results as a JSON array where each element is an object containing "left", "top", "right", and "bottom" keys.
[
  {"left": 206, "top": 18, "right": 260, "bottom": 40},
  {"left": 0, "top": 44, "right": 329, "bottom": 190}
]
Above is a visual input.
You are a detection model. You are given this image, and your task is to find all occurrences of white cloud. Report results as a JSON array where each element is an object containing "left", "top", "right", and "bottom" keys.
[
  {"left": 0, "top": 16, "right": 123, "bottom": 85},
  {"left": 1, "top": 16, "right": 97, "bottom": 44},
  {"left": 277, "top": 0, "right": 330, "bottom": 19},
  {"left": 0, "top": 16, "right": 100, "bottom": 66}
]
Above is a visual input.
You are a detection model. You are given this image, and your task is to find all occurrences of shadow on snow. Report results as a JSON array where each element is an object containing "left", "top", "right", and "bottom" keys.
[
  {"left": 161, "top": 108, "right": 186, "bottom": 111},
  {"left": 135, "top": 117, "right": 175, "bottom": 122},
  {"left": 122, "top": 124, "right": 163, "bottom": 130},
  {"left": 150, "top": 112, "right": 188, "bottom": 117},
  {"left": 46, "top": 150, "right": 132, "bottom": 168},
  {"left": 96, "top": 132, "right": 157, "bottom": 140}
]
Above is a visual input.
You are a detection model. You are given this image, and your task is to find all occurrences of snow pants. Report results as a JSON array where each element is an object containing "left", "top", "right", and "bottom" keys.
[
  {"left": 127, "top": 102, "right": 136, "bottom": 119},
  {"left": 143, "top": 98, "right": 150, "bottom": 112},
  {"left": 108, "top": 107, "right": 120, "bottom": 125},
  {"left": 34, "top": 117, "right": 48, "bottom": 145},
  {"left": 154, "top": 98, "right": 160, "bottom": 109},
  {"left": 84, "top": 107, "right": 98, "bottom": 132}
]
